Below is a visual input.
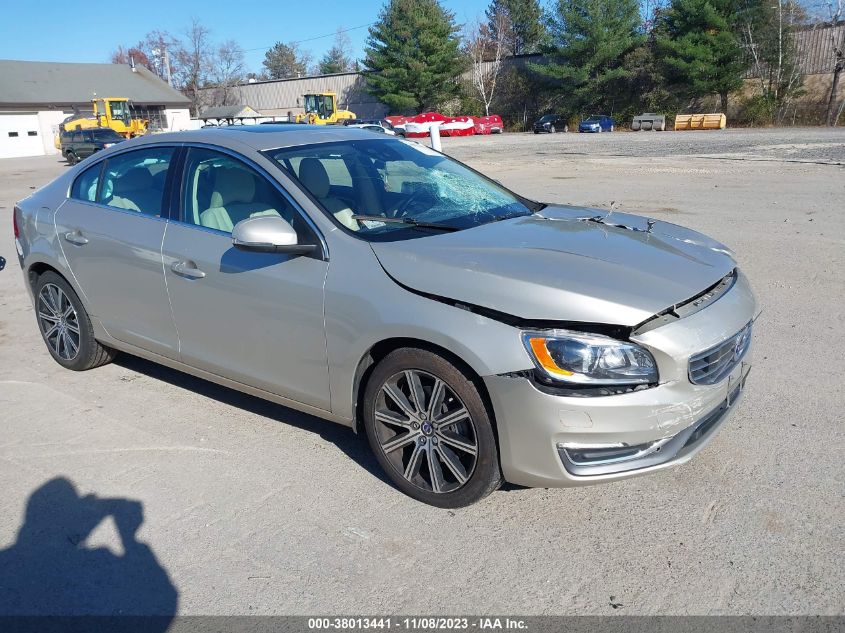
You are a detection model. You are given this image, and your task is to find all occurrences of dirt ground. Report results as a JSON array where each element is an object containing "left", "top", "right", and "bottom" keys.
[{"left": 0, "top": 128, "right": 843, "bottom": 615}]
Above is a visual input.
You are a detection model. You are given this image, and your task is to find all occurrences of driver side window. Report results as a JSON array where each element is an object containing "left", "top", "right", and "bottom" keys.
[{"left": 181, "top": 148, "right": 313, "bottom": 242}]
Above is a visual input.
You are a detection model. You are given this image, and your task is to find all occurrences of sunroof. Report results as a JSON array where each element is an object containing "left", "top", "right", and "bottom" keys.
[{"left": 218, "top": 124, "right": 327, "bottom": 133}]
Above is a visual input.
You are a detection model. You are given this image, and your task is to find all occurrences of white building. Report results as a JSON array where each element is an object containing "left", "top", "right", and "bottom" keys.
[{"left": 0, "top": 59, "right": 191, "bottom": 160}]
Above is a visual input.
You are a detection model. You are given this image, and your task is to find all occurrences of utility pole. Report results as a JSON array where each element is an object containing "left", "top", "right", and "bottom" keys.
[{"left": 164, "top": 47, "right": 173, "bottom": 87}]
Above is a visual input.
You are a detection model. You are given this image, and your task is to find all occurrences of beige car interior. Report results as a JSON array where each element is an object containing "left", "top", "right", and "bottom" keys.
[
  {"left": 194, "top": 166, "right": 284, "bottom": 233},
  {"left": 297, "top": 158, "right": 360, "bottom": 231},
  {"left": 107, "top": 167, "right": 164, "bottom": 215}
]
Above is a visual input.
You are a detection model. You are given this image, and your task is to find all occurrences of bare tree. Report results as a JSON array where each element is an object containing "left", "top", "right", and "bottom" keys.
[
  {"left": 180, "top": 18, "right": 214, "bottom": 116},
  {"left": 823, "top": 0, "right": 844, "bottom": 125},
  {"left": 738, "top": 0, "right": 805, "bottom": 123},
  {"left": 806, "top": 0, "right": 845, "bottom": 124},
  {"left": 110, "top": 45, "right": 154, "bottom": 72},
  {"left": 319, "top": 29, "right": 354, "bottom": 74},
  {"left": 142, "top": 30, "right": 185, "bottom": 86},
  {"left": 467, "top": 14, "right": 507, "bottom": 116},
  {"left": 211, "top": 40, "right": 246, "bottom": 106}
]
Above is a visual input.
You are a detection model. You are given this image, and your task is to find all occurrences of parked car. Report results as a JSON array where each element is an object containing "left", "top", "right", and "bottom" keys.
[
  {"left": 345, "top": 123, "right": 396, "bottom": 135},
  {"left": 13, "top": 127, "right": 756, "bottom": 507},
  {"left": 579, "top": 115, "right": 615, "bottom": 133},
  {"left": 343, "top": 118, "right": 396, "bottom": 134},
  {"left": 60, "top": 128, "right": 126, "bottom": 164},
  {"left": 532, "top": 114, "right": 567, "bottom": 134}
]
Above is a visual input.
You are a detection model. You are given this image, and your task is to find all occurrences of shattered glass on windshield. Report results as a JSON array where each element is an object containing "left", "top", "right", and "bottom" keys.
[{"left": 266, "top": 138, "right": 536, "bottom": 238}]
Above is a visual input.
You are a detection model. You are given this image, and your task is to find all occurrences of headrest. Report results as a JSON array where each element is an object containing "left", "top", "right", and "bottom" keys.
[
  {"left": 113, "top": 167, "right": 152, "bottom": 194},
  {"left": 210, "top": 168, "right": 256, "bottom": 208},
  {"left": 298, "top": 158, "right": 330, "bottom": 199}
]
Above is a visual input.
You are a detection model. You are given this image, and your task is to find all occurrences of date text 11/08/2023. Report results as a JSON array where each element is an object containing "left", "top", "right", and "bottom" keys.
[{"left": 307, "top": 617, "right": 528, "bottom": 630}]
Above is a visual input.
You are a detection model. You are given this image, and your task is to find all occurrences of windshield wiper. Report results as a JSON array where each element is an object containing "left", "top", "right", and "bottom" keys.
[
  {"left": 351, "top": 215, "right": 461, "bottom": 232},
  {"left": 489, "top": 210, "right": 535, "bottom": 223}
]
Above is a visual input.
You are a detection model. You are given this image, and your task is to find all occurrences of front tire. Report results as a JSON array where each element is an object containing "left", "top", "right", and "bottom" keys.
[
  {"left": 66, "top": 151, "right": 78, "bottom": 165},
  {"left": 34, "top": 272, "right": 116, "bottom": 371},
  {"left": 363, "top": 348, "right": 502, "bottom": 507}
]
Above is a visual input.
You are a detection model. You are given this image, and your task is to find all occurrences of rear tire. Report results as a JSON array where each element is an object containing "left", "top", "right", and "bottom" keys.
[
  {"left": 33, "top": 271, "right": 116, "bottom": 371},
  {"left": 362, "top": 348, "right": 502, "bottom": 507}
]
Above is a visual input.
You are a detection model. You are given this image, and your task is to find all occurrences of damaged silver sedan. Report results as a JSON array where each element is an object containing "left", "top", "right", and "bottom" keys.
[{"left": 14, "top": 126, "right": 756, "bottom": 507}]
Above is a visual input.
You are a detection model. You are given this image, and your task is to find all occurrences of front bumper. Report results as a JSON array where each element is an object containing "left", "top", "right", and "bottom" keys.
[
  {"left": 485, "top": 271, "right": 757, "bottom": 488},
  {"left": 485, "top": 362, "right": 750, "bottom": 487}
]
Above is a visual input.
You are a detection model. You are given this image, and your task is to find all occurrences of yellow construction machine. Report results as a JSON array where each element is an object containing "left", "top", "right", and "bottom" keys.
[
  {"left": 54, "top": 97, "right": 148, "bottom": 148},
  {"left": 295, "top": 93, "right": 355, "bottom": 125}
]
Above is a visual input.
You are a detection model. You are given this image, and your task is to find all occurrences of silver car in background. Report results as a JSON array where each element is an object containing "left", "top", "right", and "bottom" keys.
[{"left": 13, "top": 126, "right": 756, "bottom": 507}]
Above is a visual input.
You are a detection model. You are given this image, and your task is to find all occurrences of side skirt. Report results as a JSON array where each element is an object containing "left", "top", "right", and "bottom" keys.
[{"left": 96, "top": 334, "right": 354, "bottom": 428}]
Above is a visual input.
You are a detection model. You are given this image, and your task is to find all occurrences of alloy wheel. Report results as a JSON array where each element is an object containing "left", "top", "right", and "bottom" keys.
[
  {"left": 373, "top": 369, "right": 478, "bottom": 494},
  {"left": 37, "top": 283, "right": 80, "bottom": 361}
]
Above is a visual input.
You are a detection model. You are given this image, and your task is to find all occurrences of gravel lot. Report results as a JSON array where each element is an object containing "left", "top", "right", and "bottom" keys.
[
  {"left": 448, "top": 126, "right": 845, "bottom": 164},
  {"left": 0, "top": 128, "right": 843, "bottom": 616}
]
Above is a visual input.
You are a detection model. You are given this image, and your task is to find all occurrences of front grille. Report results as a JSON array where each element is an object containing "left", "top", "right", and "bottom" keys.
[{"left": 689, "top": 322, "right": 752, "bottom": 385}]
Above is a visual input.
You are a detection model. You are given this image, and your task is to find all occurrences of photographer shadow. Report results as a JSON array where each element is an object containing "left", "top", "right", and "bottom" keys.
[{"left": 0, "top": 477, "right": 177, "bottom": 627}]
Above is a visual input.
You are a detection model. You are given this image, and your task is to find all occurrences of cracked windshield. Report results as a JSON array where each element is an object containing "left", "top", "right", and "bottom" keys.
[{"left": 268, "top": 138, "right": 535, "bottom": 237}]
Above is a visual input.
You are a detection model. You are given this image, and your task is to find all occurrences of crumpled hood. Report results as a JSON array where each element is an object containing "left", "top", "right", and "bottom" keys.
[{"left": 370, "top": 205, "right": 736, "bottom": 326}]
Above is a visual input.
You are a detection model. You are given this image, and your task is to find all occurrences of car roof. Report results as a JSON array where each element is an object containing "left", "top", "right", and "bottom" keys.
[{"left": 126, "top": 125, "right": 383, "bottom": 153}]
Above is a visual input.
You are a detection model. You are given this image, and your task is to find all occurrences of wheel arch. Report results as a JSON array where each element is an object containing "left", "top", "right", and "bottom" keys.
[
  {"left": 26, "top": 258, "right": 92, "bottom": 315},
  {"left": 351, "top": 337, "right": 499, "bottom": 445},
  {"left": 28, "top": 260, "right": 62, "bottom": 289}
]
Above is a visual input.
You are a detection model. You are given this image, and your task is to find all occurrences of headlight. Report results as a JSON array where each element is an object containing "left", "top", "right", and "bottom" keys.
[{"left": 522, "top": 330, "right": 658, "bottom": 386}]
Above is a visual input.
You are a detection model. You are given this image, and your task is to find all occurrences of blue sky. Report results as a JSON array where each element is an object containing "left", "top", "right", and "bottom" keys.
[{"left": 0, "top": 0, "right": 492, "bottom": 73}]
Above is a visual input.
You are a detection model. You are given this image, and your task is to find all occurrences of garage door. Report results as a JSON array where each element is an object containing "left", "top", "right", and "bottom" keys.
[{"left": 0, "top": 113, "right": 44, "bottom": 159}]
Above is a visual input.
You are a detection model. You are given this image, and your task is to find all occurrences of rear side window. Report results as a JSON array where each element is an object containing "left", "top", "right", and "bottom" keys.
[
  {"left": 70, "top": 163, "right": 103, "bottom": 202},
  {"left": 98, "top": 147, "right": 174, "bottom": 216}
]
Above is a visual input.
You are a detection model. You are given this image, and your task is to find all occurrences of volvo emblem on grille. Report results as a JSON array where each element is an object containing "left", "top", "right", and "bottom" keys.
[{"left": 733, "top": 326, "right": 751, "bottom": 361}]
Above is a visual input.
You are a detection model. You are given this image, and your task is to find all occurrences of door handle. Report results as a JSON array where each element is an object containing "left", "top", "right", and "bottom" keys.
[
  {"left": 63, "top": 230, "right": 89, "bottom": 245},
  {"left": 171, "top": 260, "right": 206, "bottom": 279}
]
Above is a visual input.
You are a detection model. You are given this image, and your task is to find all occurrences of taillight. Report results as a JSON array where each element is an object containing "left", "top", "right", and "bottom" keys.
[{"left": 13, "top": 206, "right": 20, "bottom": 239}]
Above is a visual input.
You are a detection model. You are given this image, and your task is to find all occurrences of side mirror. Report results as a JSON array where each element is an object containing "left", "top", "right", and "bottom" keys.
[{"left": 231, "top": 216, "right": 315, "bottom": 255}]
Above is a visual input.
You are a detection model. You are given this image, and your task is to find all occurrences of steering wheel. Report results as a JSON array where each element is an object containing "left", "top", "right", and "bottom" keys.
[{"left": 387, "top": 189, "right": 436, "bottom": 219}]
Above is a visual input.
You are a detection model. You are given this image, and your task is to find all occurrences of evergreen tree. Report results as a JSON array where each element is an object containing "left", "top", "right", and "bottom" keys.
[
  {"left": 364, "top": 0, "right": 467, "bottom": 113},
  {"left": 319, "top": 29, "right": 354, "bottom": 75},
  {"left": 533, "top": 0, "right": 643, "bottom": 114},
  {"left": 263, "top": 42, "right": 311, "bottom": 79},
  {"left": 486, "top": 0, "right": 546, "bottom": 56},
  {"left": 657, "top": 0, "right": 746, "bottom": 112}
]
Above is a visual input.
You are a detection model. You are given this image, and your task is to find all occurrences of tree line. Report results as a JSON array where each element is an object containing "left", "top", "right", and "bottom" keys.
[
  {"left": 365, "top": 0, "right": 844, "bottom": 127},
  {"left": 111, "top": 0, "right": 844, "bottom": 125},
  {"left": 111, "top": 23, "right": 359, "bottom": 115}
]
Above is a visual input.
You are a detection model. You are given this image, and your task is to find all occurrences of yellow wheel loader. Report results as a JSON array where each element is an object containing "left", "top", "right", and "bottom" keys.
[
  {"left": 295, "top": 93, "right": 356, "bottom": 125},
  {"left": 54, "top": 98, "right": 148, "bottom": 149}
]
